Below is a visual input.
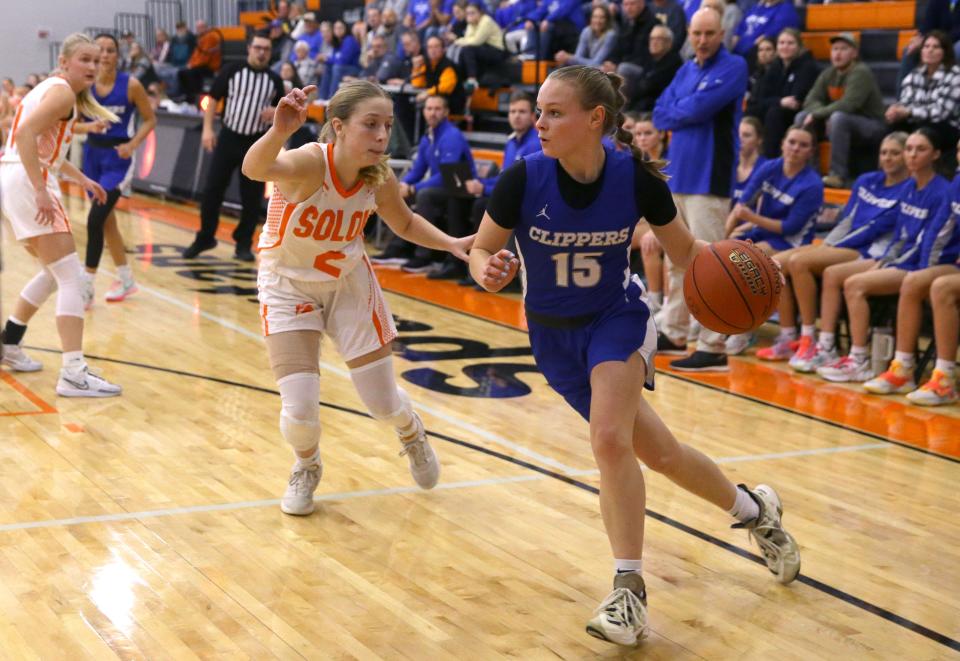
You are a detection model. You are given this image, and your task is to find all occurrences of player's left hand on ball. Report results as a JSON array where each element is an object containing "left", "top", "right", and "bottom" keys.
[
  {"left": 449, "top": 234, "right": 475, "bottom": 262},
  {"left": 480, "top": 249, "right": 519, "bottom": 292}
]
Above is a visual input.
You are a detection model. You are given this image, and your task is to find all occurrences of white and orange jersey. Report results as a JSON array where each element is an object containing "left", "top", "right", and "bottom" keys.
[
  {"left": 258, "top": 142, "right": 379, "bottom": 281},
  {"left": 1, "top": 76, "right": 77, "bottom": 174}
]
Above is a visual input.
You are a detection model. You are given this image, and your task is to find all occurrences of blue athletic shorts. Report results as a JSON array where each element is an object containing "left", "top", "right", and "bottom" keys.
[
  {"left": 740, "top": 227, "right": 794, "bottom": 252},
  {"left": 527, "top": 278, "right": 656, "bottom": 422},
  {"left": 82, "top": 143, "right": 133, "bottom": 193}
]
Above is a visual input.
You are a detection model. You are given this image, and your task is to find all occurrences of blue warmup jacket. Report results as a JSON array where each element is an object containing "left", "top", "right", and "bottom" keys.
[{"left": 402, "top": 120, "right": 477, "bottom": 192}]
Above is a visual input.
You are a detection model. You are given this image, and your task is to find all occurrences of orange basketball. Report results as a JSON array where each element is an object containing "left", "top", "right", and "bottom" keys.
[{"left": 682, "top": 240, "right": 782, "bottom": 335}]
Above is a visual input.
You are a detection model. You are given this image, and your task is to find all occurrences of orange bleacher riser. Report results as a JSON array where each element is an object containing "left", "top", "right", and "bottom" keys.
[
  {"left": 305, "top": 0, "right": 320, "bottom": 9},
  {"left": 240, "top": 11, "right": 273, "bottom": 28},
  {"left": 470, "top": 88, "right": 508, "bottom": 113},
  {"left": 897, "top": 29, "right": 919, "bottom": 54},
  {"left": 471, "top": 148, "right": 504, "bottom": 167},
  {"left": 805, "top": 1, "right": 915, "bottom": 31},
  {"left": 825, "top": 188, "right": 851, "bottom": 206},
  {"left": 307, "top": 103, "right": 326, "bottom": 123},
  {"left": 819, "top": 142, "right": 831, "bottom": 174},
  {"left": 522, "top": 61, "right": 553, "bottom": 85},
  {"left": 218, "top": 26, "right": 248, "bottom": 41}
]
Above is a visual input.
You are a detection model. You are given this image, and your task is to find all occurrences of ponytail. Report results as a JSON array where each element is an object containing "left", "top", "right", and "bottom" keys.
[{"left": 603, "top": 72, "right": 669, "bottom": 181}]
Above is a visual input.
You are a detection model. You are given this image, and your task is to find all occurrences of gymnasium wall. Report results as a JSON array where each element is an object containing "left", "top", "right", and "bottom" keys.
[{"left": 2, "top": 1, "right": 146, "bottom": 85}]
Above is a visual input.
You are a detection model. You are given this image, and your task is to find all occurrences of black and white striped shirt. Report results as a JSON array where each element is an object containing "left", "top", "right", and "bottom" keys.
[{"left": 210, "top": 62, "right": 285, "bottom": 136}]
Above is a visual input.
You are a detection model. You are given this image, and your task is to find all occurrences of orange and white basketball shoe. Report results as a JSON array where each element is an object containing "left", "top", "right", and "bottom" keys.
[
  {"left": 864, "top": 359, "right": 916, "bottom": 394},
  {"left": 907, "top": 370, "right": 958, "bottom": 406},
  {"left": 105, "top": 278, "right": 138, "bottom": 303}
]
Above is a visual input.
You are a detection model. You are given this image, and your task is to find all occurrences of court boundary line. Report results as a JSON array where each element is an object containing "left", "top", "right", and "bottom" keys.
[
  {"left": 12, "top": 349, "right": 959, "bottom": 653},
  {"left": 0, "top": 475, "right": 542, "bottom": 533},
  {"left": 0, "top": 372, "right": 58, "bottom": 417}
]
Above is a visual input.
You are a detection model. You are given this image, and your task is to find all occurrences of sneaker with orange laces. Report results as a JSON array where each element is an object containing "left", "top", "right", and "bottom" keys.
[
  {"left": 906, "top": 370, "right": 958, "bottom": 406},
  {"left": 756, "top": 336, "right": 797, "bottom": 361},
  {"left": 863, "top": 359, "right": 916, "bottom": 394},
  {"left": 789, "top": 337, "right": 836, "bottom": 373}
]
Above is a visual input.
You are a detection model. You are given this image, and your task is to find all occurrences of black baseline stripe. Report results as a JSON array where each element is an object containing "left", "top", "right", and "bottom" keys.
[{"left": 22, "top": 346, "right": 960, "bottom": 653}]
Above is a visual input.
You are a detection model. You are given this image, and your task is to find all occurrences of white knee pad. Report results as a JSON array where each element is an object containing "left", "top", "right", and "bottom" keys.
[
  {"left": 47, "top": 253, "right": 85, "bottom": 318},
  {"left": 20, "top": 268, "right": 57, "bottom": 308},
  {"left": 277, "top": 372, "right": 321, "bottom": 451},
  {"left": 350, "top": 355, "right": 414, "bottom": 428}
]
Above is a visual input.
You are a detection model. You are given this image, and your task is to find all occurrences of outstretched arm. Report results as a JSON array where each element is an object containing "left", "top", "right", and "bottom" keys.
[
  {"left": 375, "top": 172, "right": 474, "bottom": 260},
  {"left": 242, "top": 86, "right": 319, "bottom": 185}
]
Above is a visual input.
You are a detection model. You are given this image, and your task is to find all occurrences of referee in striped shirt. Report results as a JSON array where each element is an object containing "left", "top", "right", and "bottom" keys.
[{"left": 183, "top": 31, "right": 285, "bottom": 261}]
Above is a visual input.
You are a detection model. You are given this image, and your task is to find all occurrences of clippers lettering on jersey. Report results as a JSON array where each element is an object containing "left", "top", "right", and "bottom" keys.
[
  {"left": 728, "top": 248, "right": 769, "bottom": 296},
  {"left": 900, "top": 201, "right": 931, "bottom": 220},
  {"left": 292, "top": 207, "right": 374, "bottom": 242},
  {"left": 528, "top": 226, "right": 631, "bottom": 247},
  {"left": 858, "top": 187, "right": 899, "bottom": 209},
  {"left": 760, "top": 181, "right": 795, "bottom": 205}
]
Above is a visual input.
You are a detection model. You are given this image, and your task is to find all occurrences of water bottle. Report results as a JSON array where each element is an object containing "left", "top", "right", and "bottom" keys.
[{"left": 871, "top": 326, "right": 895, "bottom": 376}]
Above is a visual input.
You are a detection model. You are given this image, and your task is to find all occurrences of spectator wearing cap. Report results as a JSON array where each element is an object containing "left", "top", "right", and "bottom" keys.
[
  {"left": 886, "top": 30, "right": 960, "bottom": 173},
  {"left": 730, "top": 0, "right": 798, "bottom": 61},
  {"left": 290, "top": 12, "right": 324, "bottom": 60},
  {"left": 269, "top": 19, "right": 294, "bottom": 65},
  {"left": 169, "top": 21, "right": 196, "bottom": 68},
  {"left": 797, "top": 32, "right": 885, "bottom": 188}
]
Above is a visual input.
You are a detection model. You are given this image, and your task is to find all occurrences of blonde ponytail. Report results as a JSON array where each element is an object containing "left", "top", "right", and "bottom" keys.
[{"left": 60, "top": 33, "right": 119, "bottom": 123}]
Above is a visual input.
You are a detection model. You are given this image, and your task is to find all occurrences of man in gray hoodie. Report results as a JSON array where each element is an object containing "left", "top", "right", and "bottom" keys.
[{"left": 796, "top": 32, "right": 885, "bottom": 188}]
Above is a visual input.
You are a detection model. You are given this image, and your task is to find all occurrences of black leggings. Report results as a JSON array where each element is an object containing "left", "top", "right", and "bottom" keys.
[{"left": 85, "top": 188, "right": 123, "bottom": 270}]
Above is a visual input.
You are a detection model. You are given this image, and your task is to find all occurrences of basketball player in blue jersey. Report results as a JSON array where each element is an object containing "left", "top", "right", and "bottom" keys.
[
  {"left": 468, "top": 65, "right": 801, "bottom": 647},
  {"left": 79, "top": 34, "right": 156, "bottom": 307}
]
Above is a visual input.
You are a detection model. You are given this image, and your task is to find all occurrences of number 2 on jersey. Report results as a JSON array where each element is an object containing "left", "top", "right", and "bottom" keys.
[
  {"left": 314, "top": 251, "right": 346, "bottom": 277},
  {"left": 551, "top": 252, "right": 601, "bottom": 287}
]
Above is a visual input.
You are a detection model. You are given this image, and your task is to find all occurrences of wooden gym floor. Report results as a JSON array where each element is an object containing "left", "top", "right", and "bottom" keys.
[{"left": 0, "top": 189, "right": 957, "bottom": 659}]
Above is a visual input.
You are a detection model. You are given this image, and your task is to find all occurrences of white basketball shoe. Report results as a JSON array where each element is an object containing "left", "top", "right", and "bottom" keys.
[
  {"left": 398, "top": 412, "right": 440, "bottom": 489},
  {"left": 281, "top": 461, "right": 323, "bottom": 515},
  {"left": 586, "top": 571, "right": 649, "bottom": 646}
]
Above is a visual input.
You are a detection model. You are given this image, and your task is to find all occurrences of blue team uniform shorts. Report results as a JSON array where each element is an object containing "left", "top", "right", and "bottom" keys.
[
  {"left": 82, "top": 143, "right": 133, "bottom": 193},
  {"left": 527, "top": 278, "right": 657, "bottom": 422},
  {"left": 740, "top": 227, "right": 794, "bottom": 252}
]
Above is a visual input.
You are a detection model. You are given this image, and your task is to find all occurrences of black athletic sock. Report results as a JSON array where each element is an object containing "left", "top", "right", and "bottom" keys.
[{"left": 2, "top": 319, "right": 27, "bottom": 346}]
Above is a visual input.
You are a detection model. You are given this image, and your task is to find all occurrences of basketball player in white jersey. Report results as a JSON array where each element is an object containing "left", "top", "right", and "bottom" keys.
[
  {"left": 242, "top": 81, "right": 473, "bottom": 514},
  {"left": 0, "top": 33, "right": 122, "bottom": 396}
]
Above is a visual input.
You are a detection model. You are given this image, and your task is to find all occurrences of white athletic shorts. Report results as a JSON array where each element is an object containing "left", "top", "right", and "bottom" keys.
[
  {"left": 0, "top": 163, "right": 72, "bottom": 240},
  {"left": 257, "top": 258, "right": 398, "bottom": 362}
]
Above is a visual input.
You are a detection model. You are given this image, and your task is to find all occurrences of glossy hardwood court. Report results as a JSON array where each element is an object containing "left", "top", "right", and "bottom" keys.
[{"left": 1, "top": 191, "right": 958, "bottom": 659}]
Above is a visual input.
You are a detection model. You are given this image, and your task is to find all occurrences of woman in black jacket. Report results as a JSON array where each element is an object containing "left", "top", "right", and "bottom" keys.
[{"left": 746, "top": 28, "right": 819, "bottom": 158}]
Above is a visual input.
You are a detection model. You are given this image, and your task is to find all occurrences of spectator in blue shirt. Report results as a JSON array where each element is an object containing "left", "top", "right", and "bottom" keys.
[
  {"left": 373, "top": 95, "right": 478, "bottom": 275},
  {"left": 731, "top": 0, "right": 799, "bottom": 61},
  {"left": 317, "top": 20, "right": 362, "bottom": 100},
  {"left": 652, "top": 6, "right": 748, "bottom": 371},
  {"left": 524, "top": 0, "right": 585, "bottom": 59},
  {"left": 289, "top": 13, "right": 324, "bottom": 61}
]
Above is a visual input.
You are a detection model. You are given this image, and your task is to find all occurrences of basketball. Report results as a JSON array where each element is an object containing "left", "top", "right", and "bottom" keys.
[{"left": 682, "top": 240, "right": 782, "bottom": 335}]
